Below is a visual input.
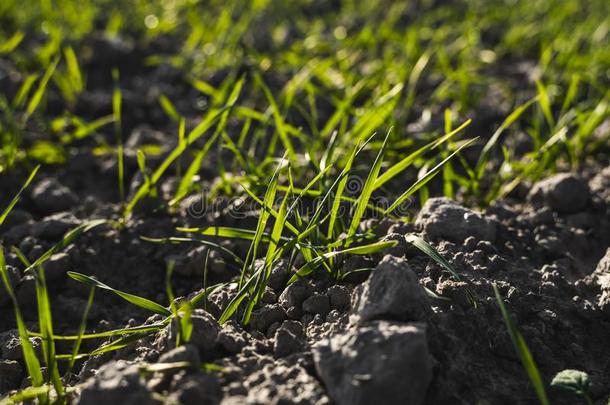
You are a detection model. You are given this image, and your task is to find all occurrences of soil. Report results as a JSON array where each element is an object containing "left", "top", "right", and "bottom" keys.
[{"left": 1, "top": 35, "right": 610, "bottom": 405}]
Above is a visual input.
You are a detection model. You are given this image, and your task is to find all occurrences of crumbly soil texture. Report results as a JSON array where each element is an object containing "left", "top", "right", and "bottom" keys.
[{"left": 1, "top": 34, "right": 610, "bottom": 405}]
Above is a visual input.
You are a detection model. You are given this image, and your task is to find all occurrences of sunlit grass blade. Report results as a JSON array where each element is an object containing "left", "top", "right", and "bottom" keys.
[
  {"left": 374, "top": 119, "right": 471, "bottom": 190},
  {"left": 492, "top": 283, "right": 549, "bottom": 405},
  {"left": 34, "top": 264, "right": 64, "bottom": 402},
  {"left": 0, "top": 165, "right": 39, "bottom": 226},
  {"left": 288, "top": 240, "right": 398, "bottom": 283},
  {"left": 67, "top": 271, "right": 171, "bottom": 316},
  {"left": 125, "top": 76, "right": 245, "bottom": 216},
  {"left": 255, "top": 73, "right": 296, "bottom": 160},
  {"left": 24, "top": 56, "right": 59, "bottom": 123},
  {"left": 112, "top": 68, "right": 125, "bottom": 202},
  {"left": 475, "top": 97, "right": 538, "bottom": 179},
  {"left": 404, "top": 234, "right": 462, "bottom": 281},
  {"left": 0, "top": 248, "right": 45, "bottom": 400},
  {"left": 348, "top": 129, "right": 391, "bottom": 238},
  {"left": 67, "top": 286, "right": 95, "bottom": 374},
  {"left": 158, "top": 94, "right": 181, "bottom": 122},
  {"left": 386, "top": 138, "right": 477, "bottom": 214},
  {"left": 24, "top": 219, "right": 108, "bottom": 274}
]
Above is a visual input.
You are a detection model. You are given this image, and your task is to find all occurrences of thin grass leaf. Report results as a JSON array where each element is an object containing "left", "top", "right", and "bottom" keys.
[
  {"left": 112, "top": 68, "right": 125, "bottom": 202},
  {"left": 158, "top": 95, "right": 181, "bottom": 121},
  {"left": 24, "top": 56, "right": 59, "bottom": 122},
  {"left": 140, "top": 236, "right": 243, "bottom": 267},
  {"left": 288, "top": 240, "right": 398, "bottom": 283},
  {"left": 386, "top": 138, "right": 477, "bottom": 214},
  {"left": 24, "top": 219, "right": 108, "bottom": 274},
  {"left": 492, "top": 283, "right": 549, "bottom": 405},
  {"left": 67, "top": 272, "right": 171, "bottom": 316},
  {"left": 0, "top": 385, "right": 52, "bottom": 405},
  {"left": 404, "top": 234, "right": 462, "bottom": 281},
  {"left": 475, "top": 97, "right": 538, "bottom": 179},
  {"left": 374, "top": 119, "right": 471, "bottom": 190},
  {"left": 255, "top": 73, "right": 296, "bottom": 160},
  {"left": 34, "top": 265, "right": 64, "bottom": 401},
  {"left": 0, "top": 165, "right": 39, "bottom": 226},
  {"left": 0, "top": 249, "right": 45, "bottom": 397},
  {"left": 348, "top": 129, "right": 391, "bottom": 238},
  {"left": 67, "top": 286, "right": 95, "bottom": 373},
  {"left": 63, "top": 46, "right": 83, "bottom": 94}
]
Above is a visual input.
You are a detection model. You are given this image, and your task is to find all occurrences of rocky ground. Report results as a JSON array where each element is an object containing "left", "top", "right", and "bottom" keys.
[{"left": 1, "top": 159, "right": 609, "bottom": 404}]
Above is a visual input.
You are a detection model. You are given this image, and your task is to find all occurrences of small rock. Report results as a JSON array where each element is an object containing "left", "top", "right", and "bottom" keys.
[
  {"left": 273, "top": 322, "right": 304, "bottom": 357},
  {"left": 302, "top": 294, "right": 330, "bottom": 316},
  {"left": 167, "top": 372, "right": 221, "bottom": 405},
  {"left": 594, "top": 248, "right": 610, "bottom": 316},
  {"left": 356, "top": 255, "right": 429, "bottom": 322},
  {"left": 43, "top": 253, "right": 71, "bottom": 281},
  {"left": 158, "top": 344, "right": 200, "bottom": 368},
  {"left": 278, "top": 279, "right": 313, "bottom": 309},
  {"left": 0, "top": 360, "right": 22, "bottom": 393},
  {"left": 528, "top": 173, "right": 590, "bottom": 214},
  {"left": 240, "top": 363, "right": 328, "bottom": 405},
  {"left": 30, "top": 178, "right": 78, "bottom": 214},
  {"left": 169, "top": 309, "right": 220, "bottom": 356},
  {"left": 327, "top": 285, "right": 351, "bottom": 311},
  {"left": 217, "top": 321, "right": 248, "bottom": 354},
  {"left": 31, "top": 213, "right": 79, "bottom": 240},
  {"left": 313, "top": 321, "right": 432, "bottom": 405},
  {"left": 0, "top": 330, "right": 40, "bottom": 361},
  {"left": 250, "top": 304, "right": 286, "bottom": 334},
  {"left": 267, "top": 259, "right": 291, "bottom": 291},
  {"left": 76, "top": 360, "right": 155, "bottom": 405},
  {"left": 415, "top": 197, "right": 496, "bottom": 242}
]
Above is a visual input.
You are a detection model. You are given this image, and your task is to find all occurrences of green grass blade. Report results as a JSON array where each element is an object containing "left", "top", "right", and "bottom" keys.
[
  {"left": 0, "top": 165, "right": 39, "bottom": 226},
  {"left": 34, "top": 265, "right": 64, "bottom": 401},
  {"left": 404, "top": 234, "right": 462, "bottom": 281},
  {"left": 374, "top": 119, "right": 471, "bottom": 190},
  {"left": 255, "top": 73, "right": 296, "bottom": 160},
  {"left": 492, "top": 284, "right": 549, "bottom": 405},
  {"left": 24, "top": 220, "right": 107, "bottom": 274},
  {"left": 67, "top": 272, "right": 171, "bottom": 316},
  {"left": 386, "top": 138, "right": 477, "bottom": 214},
  {"left": 475, "top": 97, "right": 538, "bottom": 179},
  {"left": 288, "top": 240, "right": 398, "bottom": 283},
  {"left": 67, "top": 286, "right": 95, "bottom": 373},
  {"left": 0, "top": 248, "right": 45, "bottom": 396},
  {"left": 348, "top": 129, "right": 391, "bottom": 237},
  {"left": 24, "top": 56, "right": 59, "bottom": 122}
]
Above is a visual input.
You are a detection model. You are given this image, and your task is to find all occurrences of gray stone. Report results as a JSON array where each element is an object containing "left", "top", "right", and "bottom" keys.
[
  {"left": 30, "top": 178, "right": 78, "bottom": 214},
  {"left": 302, "top": 294, "right": 330, "bottom": 316},
  {"left": 217, "top": 321, "right": 249, "bottom": 354},
  {"left": 168, "top": 309, "right": 220, "bottom": 355},
  {"left": 0, "top": 360, "right": 22, "bottom": 393},
  {"left": 528, "top": 173, "right": 590, "bottom": 214},
  {"left": 595, "top": 248, "right": 610, "bottom": 316},
  {"left": 168, "top": 372, "right": 221, "bottom": 405},
  {"left": 278, "top": 279, "right": 313, "bottom": 309},
  {"left": 327, "top": 285, "right": 351, "bottom": 311},
  {"left": 267, "top": 259, "right": 291, "bottom": 291},
  {"left": 313, "top": 321, "right": 432, "bottom": 405},
  {"left": 158, "top": 344, "right": 200, "bottom": 368},
  {"left": 76, "top": 360, "right": 155, "bottom": 405},
  {"left": 44, "top": 253, "right": 70, "bottom": 281},
  {"left": 31, "top": 213, "right": 79, "bottom": 240},
  {"left": 415, "top": 197, "right": 496, "bottom": 242},
  {"left": 250, "top": 304, "right": 286, "bottom": 334},
  {"left": 239, "top": 363, "right": 328, "bottom": 405},
  {"left": 273, "top": 322, "right": 305, "bottom": 357},
  {"left": 356, "top": 255, "right": 429, "bottom": 322}
]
